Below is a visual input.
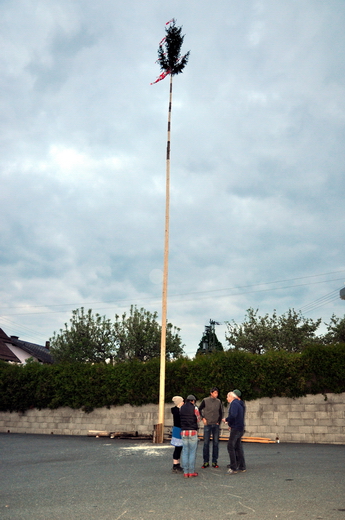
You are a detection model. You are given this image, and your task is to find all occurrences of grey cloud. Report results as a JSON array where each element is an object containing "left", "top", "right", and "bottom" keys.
[{"left": 1, "top": 0, "right": 345, "bottom": 356}]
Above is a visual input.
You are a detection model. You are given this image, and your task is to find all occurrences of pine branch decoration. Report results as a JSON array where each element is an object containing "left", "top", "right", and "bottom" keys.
[{"left": 151, "top": 19, "right": 190, "bottom": 84}]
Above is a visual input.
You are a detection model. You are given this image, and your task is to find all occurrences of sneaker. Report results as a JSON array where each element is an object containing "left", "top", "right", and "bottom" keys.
[
  {"left": 189, "top": 472, "right": 198, "bottom": 477},
  {"left": 227, "top": 469, "right": 238, "bottom": 474},
  {"left": 212, "top": 462, "right": 219, "bottom": 468},
  {"left": 172, "top": 466, "right": 183, "bottom": 473},
  {"left": 202, "top": 462, "right": 209, "bottom": 468},
  {"left": 238, "top": 469, "right": 246, "bottom": 473},
  {"left": 184, "top": 473, "right": 190, "bottom": 478}
]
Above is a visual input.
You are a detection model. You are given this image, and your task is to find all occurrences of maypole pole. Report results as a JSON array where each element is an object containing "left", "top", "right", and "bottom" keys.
[
  {"left": 157, "top": 73, "right": 173, "bottom": 443},
  {"left": 151, "top": 20, "right": 189, "bottom": 443}
]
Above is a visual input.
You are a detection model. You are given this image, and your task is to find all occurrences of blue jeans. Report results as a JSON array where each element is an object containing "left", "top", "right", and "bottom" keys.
[
  {"left": 203, "top": 424, "right": 220, "bottom": 463},
  {"left": 181, "top": 433, "right": 198, "bottom": 474},
  {"left": 227, "top": 428, "right": 245, "bottom": 471}
]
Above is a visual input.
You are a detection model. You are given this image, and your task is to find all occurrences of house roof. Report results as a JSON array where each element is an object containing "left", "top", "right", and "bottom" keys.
[
  {"left": 0, "top": 328, "right": 21, "bottom": 362},
  {"left": 10, "top": 336, "right": 53, "bottom": 364},
  {"left": 0, "top": 328, "right": 53, "bottom": 364}
]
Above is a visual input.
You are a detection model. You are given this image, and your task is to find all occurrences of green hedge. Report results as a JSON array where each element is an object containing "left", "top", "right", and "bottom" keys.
[{"left": 1, "top": 344, "right": 344, "bottom": 413}]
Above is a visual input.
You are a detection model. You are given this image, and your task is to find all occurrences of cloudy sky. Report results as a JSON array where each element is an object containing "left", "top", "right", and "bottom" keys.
[{"left": 1, "top": 0, "right": 345, "bottom": 358}]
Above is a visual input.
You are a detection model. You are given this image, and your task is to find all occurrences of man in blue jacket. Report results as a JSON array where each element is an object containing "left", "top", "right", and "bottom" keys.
[{"left": 224, "top": 389, "right": 246, "bottom": 474}]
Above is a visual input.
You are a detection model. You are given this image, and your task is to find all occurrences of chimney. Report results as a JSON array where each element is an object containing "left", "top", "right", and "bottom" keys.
[{"left": 45, "top": 341, "right": 50, "bottom": 350}]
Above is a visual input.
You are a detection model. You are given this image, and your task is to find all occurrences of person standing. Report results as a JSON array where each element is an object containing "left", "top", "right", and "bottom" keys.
[
  {"left": 199, "top": 386, "right": 223, "bottom": 468},
  {"left": 170, "top": 396, "right": 184, "bottom": 473},
  {"left": 224, "top": 389, "right": 246, "bottom": 474},
  {"left": 180, "top": 394, "right": 201, "bottom": 478}
]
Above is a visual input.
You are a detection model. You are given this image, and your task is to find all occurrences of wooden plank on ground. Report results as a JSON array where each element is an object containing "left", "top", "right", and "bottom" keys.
[
  {"left": 199, "top": 433, "right": 276, "bottom": 443},
  {"left": 88, "top": 430, "right": 110, "bottom": 437},
  {"left": 242, "top": 437, "right": 275, "bottom": 443}
]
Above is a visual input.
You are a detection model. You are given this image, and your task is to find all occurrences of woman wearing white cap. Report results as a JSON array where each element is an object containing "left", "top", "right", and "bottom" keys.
[{"left": 171, "top": 396, "right": 184, "bottom": 473}]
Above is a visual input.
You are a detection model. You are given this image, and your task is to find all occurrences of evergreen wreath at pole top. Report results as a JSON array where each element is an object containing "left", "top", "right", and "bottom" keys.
[{"left": 151, "top": 19, "right": 190, "bottom": 83}]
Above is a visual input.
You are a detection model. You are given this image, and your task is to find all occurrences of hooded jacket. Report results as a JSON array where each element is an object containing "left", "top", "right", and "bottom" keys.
[{"left": 225, "top": 399, "right": 245, "bottom": 431}]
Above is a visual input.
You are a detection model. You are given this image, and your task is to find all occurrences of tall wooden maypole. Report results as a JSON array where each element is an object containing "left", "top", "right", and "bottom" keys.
[{"left": 151, "top": 19, "right": 190, "bottom": 443}]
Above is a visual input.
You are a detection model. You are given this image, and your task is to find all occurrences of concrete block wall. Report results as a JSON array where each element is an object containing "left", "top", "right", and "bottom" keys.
[
  {"left": 0, "top": 405, "right": 160, "bottom": 437},
  {"left": 244, "top": 393, "right": 345, "bottom": 444},
  {"left": 0, "top": 393, "right": 344, "bottom": 444}
]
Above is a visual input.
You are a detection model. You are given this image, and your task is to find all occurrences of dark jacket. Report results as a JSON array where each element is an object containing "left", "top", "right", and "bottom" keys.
[
  {"left": 226, "top": 399, "right": 245, "bottom": 431},
  {"left": 180, "top": 401, "right": 198, "bottom": 431},
  {"left": 171, "top": 406, "right": 181, "bottom": 428}
]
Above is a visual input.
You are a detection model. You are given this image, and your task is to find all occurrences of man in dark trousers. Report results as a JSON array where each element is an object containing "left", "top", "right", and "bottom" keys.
[
  {"left": 199, "top": 386, "right": 223, "bottom": 468},
  {"left": 180, "top": 395, "right": 201, "bottom": 478},
  {"left": 224, "top": 389, "right": 246, "bottom": 474}
]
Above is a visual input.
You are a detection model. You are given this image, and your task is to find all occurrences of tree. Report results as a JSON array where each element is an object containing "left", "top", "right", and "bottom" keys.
[
  {"left": 225, "top": 308, "right": 274, "bottom": 355},
  {"left": 322, "top": 314, "right": 345, "bottom": 344},
  {"left": 196, "top": 319, "right": 223, "bottom": 355},
  {"left": 50, "top": 306, "right": 185, "bottom": 364},
  {"left": 50, "top": 308, "right": 115, "bottom": 363},
  {"left": 114, "top": 305, "right": 184, "bottom": 362},
  {"left": 274, "top": 308, "right": 321, "bottom": 352},
  {"left": 225, "top": 308, "right": 321, "bottom": 354}
]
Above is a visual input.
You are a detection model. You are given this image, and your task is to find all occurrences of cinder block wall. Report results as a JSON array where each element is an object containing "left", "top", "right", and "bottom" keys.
[
  {"left": 0, "top": 393, "right": 344, "bottom": 444},
  {"left": 244, "top": 393, "right": 345, "bottom": 444}
]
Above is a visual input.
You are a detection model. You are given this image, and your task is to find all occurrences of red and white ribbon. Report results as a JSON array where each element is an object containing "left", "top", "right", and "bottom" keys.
[{"left": 150, "top": 70, "right": 170, "bottom": 85}]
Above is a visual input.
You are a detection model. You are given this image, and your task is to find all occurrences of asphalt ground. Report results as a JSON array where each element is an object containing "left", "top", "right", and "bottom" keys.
[{"left": 1, "top": 433, "right": 345, "bottom": 520}]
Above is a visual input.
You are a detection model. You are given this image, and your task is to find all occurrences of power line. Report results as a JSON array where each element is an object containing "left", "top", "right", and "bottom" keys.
[
  {"left": 304, "top": 295, "right": 341, "bottom": 315},
  {"left": 167, "top": 278, "right": 345, "bottom": 304},
  {"left": 0, "top": 316, "right": 50, "bottom": 341},
  {"left": 299, "top": 289, "right": 342, "bottom": 314},
  {"left": 1, "top": 272, "right": 344, "bottom": 343},
  {"left": 299, "top": 289, "right": 339, "bottom": 311},
  {"left": 1, "top": 270, "right": 345, "bottom": 315}
]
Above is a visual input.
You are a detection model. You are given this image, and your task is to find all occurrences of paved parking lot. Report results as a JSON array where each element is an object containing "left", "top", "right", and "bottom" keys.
[{"left": 1, "top": 433, "right": 345, "bottom": 520}]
